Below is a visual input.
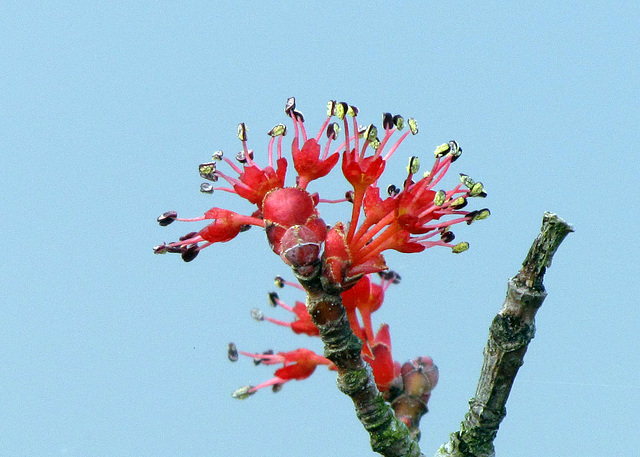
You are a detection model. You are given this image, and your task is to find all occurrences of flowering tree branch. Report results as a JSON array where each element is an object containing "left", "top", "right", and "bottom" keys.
[
  {"left": 435, "top": 212, "right": 574, "bottom": 457},
  {"left": 155, "top": 99, "right": 572, "bottom": 457}
]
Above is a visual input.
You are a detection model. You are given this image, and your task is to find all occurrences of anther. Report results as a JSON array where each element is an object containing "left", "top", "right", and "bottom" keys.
[
  {"left": 235, "top": 150, "right": 254, "bottom": 163},
  {"left": 459, "top": 173, "right": 475, "bottom": 189},
  {"left": 434, "top": 143, "right": 451, "bottom": 158},
  {"left": 268, "top": 124, "right": 287, "bottom": 137},
  {"left": 365, "top": 124, "right": 378, "bottom": 142},
  {"left": 408, "top": 118, "right": 419, "bottom": 135},
  {"left": 466, "top": 208, "right": 490, "bottom": 224},
  {"left": 199, "top": 162, "right": 218, "bottom": 182},
  {"left": 181, "top": 245, "right": 199, "bottom": 262},
  {"left": 232, "top": 385, "right": 255, "bottom": 399},
  {"left": 335, "top": 102, "right": 348, "bottom": 120},
  {"left": 440, "top": 229, "right": 455, "bottom": 243},
  {"left": 469, "top": 182, "right": 486, "bottom": 198},
  {"left": 285, "top": 97, "right": 296, "bottom": 115},
  {"left": 326, "top": 100, "right": 336, "bottom": 116},
  {"left": 237, "top": 123, "right": 248, "bottom": 142},
  {"left": 393, "top": 115, "right": 404, "bottom": 130},
  {"left": 228, "top": 342, "right": 239, "bottom": 362},
  {"left": 157, "top": 211, "right": 178, "bottom": 226},
  {"left": 434, "top": 190, "right": 446, "bottom": 206},
  {"left": 292, "top": 110, "right": 304, "bottom": 121},
  {"left": 212, "top": 150, "right": 224, "bottom": 161},
  {"left": 379, "top": 270, "right": 402, "bottom": 284},
  {"left": 274, "top": 276, "right": 285, "bottom": 288},
  {"left": 200, "top": 183, "right": 214, "bottom": 194},
  {"left": 153, "top": 244, "right": 167, "bottom": 254},
  {"left": 268, "top": 291, "right": 279, "bottom": 306},
  {"left": 452, "top": 241, "right": 469, "bottom": 253},
  {"left": 449, "top": 196, "right": 467, "bottom": 209},
  {"left": 250, "top": 308, "right": 264, "bottom": 322},
  {"left": 348, "top": 105, "right": 359, "bottom": 117},
  {"left": 382, "top": 113, "right": 394, "bottom": 130},
  {"left": 272, "top": 383, "right": 284, "bottom": 393},
  {"left": 448, "top": 141, "right": 462, "bottom": 161},
  {"left": 407, "top": 156, "right": 420, "bottom": 175},
  {"left": 254, "top": 349, "right": 273, "bottom": 365},
  {"left": 345, "top": 190, "right": 354, "bottom": 203},
  {"left": 326, "top": 122, "right": 339, "bottom": 140},
  {"left": 387, "top": 184, "right": 400, "bottom": 197}
]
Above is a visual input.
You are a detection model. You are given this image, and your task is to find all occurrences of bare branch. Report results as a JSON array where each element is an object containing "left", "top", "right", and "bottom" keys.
[{"left": 435, "top": 212, "right": 574, "bottom": 457}]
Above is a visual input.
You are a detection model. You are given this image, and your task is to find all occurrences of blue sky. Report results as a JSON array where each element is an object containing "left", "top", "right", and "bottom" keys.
[{"left": 1, "top": 2, "right": 638, "bottom": 456}]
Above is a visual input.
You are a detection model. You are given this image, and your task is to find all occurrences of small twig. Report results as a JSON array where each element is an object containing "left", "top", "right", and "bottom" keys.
[{"left": 435, "top": 212, "right": 574, "bottom": 457}]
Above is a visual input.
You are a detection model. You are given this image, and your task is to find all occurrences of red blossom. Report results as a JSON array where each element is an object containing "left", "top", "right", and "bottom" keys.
[{"left": 293, "top": 138, "right": 340, "bottom": 189}]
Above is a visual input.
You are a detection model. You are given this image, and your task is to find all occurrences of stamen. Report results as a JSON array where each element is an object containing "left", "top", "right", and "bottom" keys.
[
  {"left": 200, "top": 183, "right": 214, "bottom": 194},
  {"left": 157, "top": 211, "right": 178, "bottom": 226},
  {"left": 228, "top": 342, "right": 239, "bottom": 362}
]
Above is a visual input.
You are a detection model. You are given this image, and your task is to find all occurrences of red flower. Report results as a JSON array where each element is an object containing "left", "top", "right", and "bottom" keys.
[
  {"left": 233, "top": 348, "right": 335, "bottom": 396},
  {"left": 262, "top": 294, "right": 320, "bottom": 337}
]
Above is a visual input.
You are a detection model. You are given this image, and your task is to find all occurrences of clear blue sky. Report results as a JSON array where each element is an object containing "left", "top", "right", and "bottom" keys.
[{"left": 2, "top": 2, "right": 638, "bottom": 456}]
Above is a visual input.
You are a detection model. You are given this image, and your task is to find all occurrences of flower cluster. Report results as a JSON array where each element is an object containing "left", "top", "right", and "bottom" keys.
[
  {"left": 155, "top": 98, "right": 488, "bottom": 438},
  {"left": 155, "top": 98, "right": 489, "bottom": 290}
]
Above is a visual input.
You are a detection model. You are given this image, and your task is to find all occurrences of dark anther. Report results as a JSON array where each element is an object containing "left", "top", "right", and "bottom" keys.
[
  {"left": 181, "top": 245, "right": 199, "bottom": 262},
  {"left": 272, "top": 383, "right": 284, "bottom": 393},
  {"left": 153, "top": 244, "right": 167, "bottom": 254},
  {"left": 292, "top": 109, "right": 304, "bottom": 121},
  {"left": 285, "top": 97, "right": 296, "bottom": 115},
  {"left": 268, "top": 291, "right": 279, "bottom": 306},
  {"left": 441, "top": 231, "right": 455, "bottom": 243},
  {"left": 345, "top": 190, "right": 354, "bottom": 203},
  {"left": 179, "top": 231, "right": 198, "bottom": 241},
  {"left": 387, "top": 184, "right": 400, "bottom": 196},
  {"left": 240, "top": 224, "right": 252, "bottom": 232},
  {"left": 166, "top": 245, "right": 185, "bottom": 254},
  {"left": 235, "top": 150, "right": 254, "bottom": 163},
  {"left": 348, "top": 105, "right": 359, "bottom": 116},
  {"left": 378, "top": 270, "right": 402, "bottom": 284},
  {"left": 382, "top": 112, "right": 394, "bottom": 130},
  {"left": 157, "top": 211, "right": 178, "bottom": 226},
  {"left": 253, "top": 349, "right": 274, "bottom": 366},
  {"left": 200, "top": 183, "right": 214, "bottom": 194},
  {"left": 326, "top": 122, "right": 339, "bottom": 140},
  {"left": 228, "top": 342, "right": 239, "bottom": 362},
  {"left": 274, "top": 276, "right": 285, "bottom": 288}
]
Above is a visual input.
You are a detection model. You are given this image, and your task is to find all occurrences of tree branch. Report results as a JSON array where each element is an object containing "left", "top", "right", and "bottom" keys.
[
  {"left": 296, "top": 266, "right": 425, "bottom": 457},
  {"left": 435, "top": 212, "right": 574, "bottom": 457}
]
